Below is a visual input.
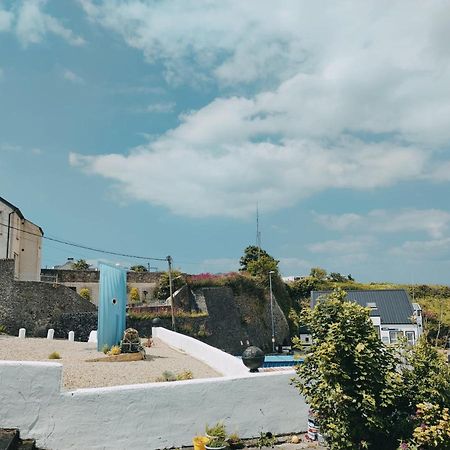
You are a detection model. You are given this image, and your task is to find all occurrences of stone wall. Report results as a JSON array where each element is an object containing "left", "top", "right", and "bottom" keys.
[
  {"left": 0, "top": 259, "right": 96, "bottom": 336},
  {"left": 40, "top": 268, "right": 163, "bottom": 283},
  {"left": 194, "top": 286, "right": 290, "bottom": 354}
]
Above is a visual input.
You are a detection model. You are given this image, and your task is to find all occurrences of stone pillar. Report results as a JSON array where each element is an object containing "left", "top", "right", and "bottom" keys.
[
  {"left": 68, "top": 331, "right": 75, "bottom": 342},
  {"left": 47, "top": 329, "right": 54, "bottom": 340},
  {"left": 18, "top": 328, "right": 26, "bottom": 339}
]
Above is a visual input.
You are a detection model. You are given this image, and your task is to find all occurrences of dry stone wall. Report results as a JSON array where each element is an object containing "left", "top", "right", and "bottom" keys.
[{"left": 0, "top": 259, "right": 96, "bottom": 336}]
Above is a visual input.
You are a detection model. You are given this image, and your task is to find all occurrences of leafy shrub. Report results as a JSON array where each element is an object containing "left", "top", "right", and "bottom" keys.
[
  {"left": 176, "top": 370, "right": 193, "bottom": 380},
  {"left": 79, "top": 288, "right": 91, "bottom": 301},
  {"left": 48, "top": 351, "right": 61, "bottom": 359},
  {"left": 102, "top": 344, "right": 110, "bottom": 354},
  {"left": 293, "top": 288, "right": 403, "bottom": 450},
  {"left": 129, "top": 287, "right": 140, "bottom": 303},
  {"left": 256, "top": 432, "right": 276, "bottom": 449},
  {"left": 205, "top": 422, "right": 226, "bottom": 440},
  {"left": 155, "top": 370, "right": 194, "bottom": 382},
  {"left": 0, "top": 324, "right": 7, "bottom": 334},
  {"left": 398, "top": 403, "right": 450, "bottom": 449},
  {"left": 108, "top": 345, "right": 121, "bottom": 356},
  {"left": 155, "top": 271, "right": 185, "bottom": 300},
  {"left": 197, "top": 324, "right": 210, "bottom": 338}
]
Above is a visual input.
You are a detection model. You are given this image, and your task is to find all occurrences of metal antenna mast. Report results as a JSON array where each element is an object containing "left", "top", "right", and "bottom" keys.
[{"left": 256, "top": 203, "right": 262, "bottom": 258}]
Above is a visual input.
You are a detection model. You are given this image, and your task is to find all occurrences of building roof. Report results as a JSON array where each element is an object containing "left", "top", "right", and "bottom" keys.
[
  {"left": 311, "top": 289, "right": 415, "bottom": 325},
  {"left": 0, "top": 196, "right": 44, "bottom": 235},
  {"left": 0, "top": 196, "right": 24, "bottom": 219}
]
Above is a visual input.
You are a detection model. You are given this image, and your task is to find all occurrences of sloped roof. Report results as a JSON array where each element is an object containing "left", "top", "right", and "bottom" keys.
[
  {"left": 0, "top": 196, "right": 24, "bottom": 219},
  {"left": 311, "top": 289, "right": 414, "bottom": 325},
  {"left": 0, "top": 196, "right": 44, "bottom": 235}
]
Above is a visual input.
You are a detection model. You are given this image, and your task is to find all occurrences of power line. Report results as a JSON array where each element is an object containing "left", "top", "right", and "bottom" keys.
[{"left": 0, "top": 221, "right": 168, "bottom": 262}]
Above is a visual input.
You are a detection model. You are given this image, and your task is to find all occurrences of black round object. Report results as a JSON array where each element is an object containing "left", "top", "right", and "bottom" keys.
[
  {"left": 242, "top": 346, "right": 265, "bottom": 372},
  {"left": 152, "top": 317, "right": 162, "bottom": 327}
]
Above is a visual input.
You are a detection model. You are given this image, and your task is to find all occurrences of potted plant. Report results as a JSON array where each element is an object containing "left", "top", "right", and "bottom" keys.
[
  {"left": 205, "top": 437, "right": 227, "bottom": 450},
  {"left": 205, "top": 422, "right": 227, "bottom": 441},
  {"left": 227, "top": 432, "right": 244, "bottom": 449}
]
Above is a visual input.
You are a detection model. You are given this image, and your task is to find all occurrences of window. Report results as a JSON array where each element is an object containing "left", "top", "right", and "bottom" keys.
[
  {"left": 405, "top": 331, "right": 415, "bottom": 345},
  {"left": 389, "top": 330, "right": 404, "bottom": 344}
]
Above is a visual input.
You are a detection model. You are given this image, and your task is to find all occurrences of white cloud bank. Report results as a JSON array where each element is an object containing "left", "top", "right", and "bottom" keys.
[
  {"left": 314, "top": 209, "right": 450, "bottom": 239},
  {"left": 73, "top": 0, "right": 450, "bottom": 218},
  {"left": 1, "top": 0, "right": 84, "bottom": 46}
]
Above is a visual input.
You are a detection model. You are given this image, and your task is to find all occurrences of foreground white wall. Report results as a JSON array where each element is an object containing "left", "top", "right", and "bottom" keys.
[
  {"left": 1, "top": 361, "right": 307, "bottom": 450},
  {"left": 152, "top": 326, "right": 249, "bottom": 376}
]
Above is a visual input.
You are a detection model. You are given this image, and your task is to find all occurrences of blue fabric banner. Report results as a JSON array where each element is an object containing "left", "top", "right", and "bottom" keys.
[{"left": 97, "top": 263, "right": 127, "bottom": 351}]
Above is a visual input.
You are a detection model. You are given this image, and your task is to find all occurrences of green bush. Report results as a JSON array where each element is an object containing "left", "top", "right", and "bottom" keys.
[
  {"left": 48, "top": 351, "right": 61, "bottom": 359},
  {"left": 79, "top": 288, "right": 91, "bottom": 301},
  {"left": 155, "top": 370, "right": 193, "bottom": 382},
  {"left": 102, "top": 344, "right": 110, "bottom": 354}
]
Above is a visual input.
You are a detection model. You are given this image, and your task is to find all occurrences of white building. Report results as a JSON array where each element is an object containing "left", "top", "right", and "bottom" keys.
[
  {"left": 0, "top": 196, "right": 43, "bottom": 281},
  {"left": 307, "top": 289, "right": 423, "bottom": 345}
]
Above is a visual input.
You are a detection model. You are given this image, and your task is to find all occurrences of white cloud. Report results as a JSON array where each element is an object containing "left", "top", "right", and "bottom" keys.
[
  {"left": 7, "top": 0, "right": 85, "bottom": 47},
  {"left": 63, "top": 69, "right": 85, "bottom": 84},
  {"left": 0, "top": 9, "right": 13, "bottom": 32},
  {"left": 73, "top": 1, "right": 450, "bottom": 218},
  {"left": 279, "top": 257, "right": 312, "bottom": 276},
  {"left": 134, "top": 101, "right": 175, "bottom": 114},
  {"left": 314, "top": 209, "right": 450, "bottom": 239},
  {"left": 390, "top": 238, "right": 450, "bottom": 260},
  {"left": 308, "top": 236, "right": 375, "bottom": 255}
]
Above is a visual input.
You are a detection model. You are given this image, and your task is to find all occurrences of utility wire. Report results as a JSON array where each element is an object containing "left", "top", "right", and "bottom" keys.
[{"left": 0, "top": 221, "right": 168, "bottom": 262}]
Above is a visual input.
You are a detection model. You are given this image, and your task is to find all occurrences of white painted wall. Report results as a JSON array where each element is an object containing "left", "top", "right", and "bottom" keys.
[
  {"left": 0, "top": 360, "right": 307, "bottom": 450},
  {"left": 153, "top": 326, "right": 249, "bottom": 377}
]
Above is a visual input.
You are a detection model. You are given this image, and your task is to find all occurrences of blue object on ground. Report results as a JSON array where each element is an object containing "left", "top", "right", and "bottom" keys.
[{"left": 97, "top": 263, "right": 127, "bottom": 351}]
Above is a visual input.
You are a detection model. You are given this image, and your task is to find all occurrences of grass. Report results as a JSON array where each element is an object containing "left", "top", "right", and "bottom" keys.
[
  {"left": 155, "top": 369, "right": 194, "bottom": 382},
  {"left": 108, "top": 345, "right": 121, "bottom": 356}
]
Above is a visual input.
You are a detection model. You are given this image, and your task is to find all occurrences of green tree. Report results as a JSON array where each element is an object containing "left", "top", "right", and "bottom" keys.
[
  {"left": 79, "top": 288, "right": 91, "bottom": 301},
  {"left": 293, "top": 288, "right": 403, "bottom": 449},
  {"left": 239, "top": 245, "right": 276, "bottom": 271},
  {"left": 246, "top": 255, "right": 279, "bottom": 280},
  {"left": 309, "top": 267, "right": 327, "bottom": 281},
  {"left": 287, "top": 276, "right": 319, "bottom": 300},
  {"left": 72, "top": 259, "right": 90, "bottom": 270},
  {"left": 156, "top": 271, "right": 185, "bottom": 301},
  {"left": 129, "top": 287, "right": 140, "bottom": 303},
  {"left": 328, "top": 272, "right": 348, "bottom": 282},
  {"left": 130, "top": 265, "right": 148, "bottom": 272}
]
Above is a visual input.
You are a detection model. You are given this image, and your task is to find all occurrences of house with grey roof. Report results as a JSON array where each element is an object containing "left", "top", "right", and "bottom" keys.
[{"left": 308, "top": 289, "right": 423, "bottom": 345}]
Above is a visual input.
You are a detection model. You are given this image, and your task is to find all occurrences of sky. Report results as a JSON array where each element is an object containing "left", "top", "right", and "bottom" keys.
[{"left": 1, "top": 0, "right": 450, "bottom": 283}]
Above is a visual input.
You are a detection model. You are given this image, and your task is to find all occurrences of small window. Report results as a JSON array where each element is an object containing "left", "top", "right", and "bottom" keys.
[
  {"left": 389, "top": 330, "right": 404, "bottom": 344},
  {"left": 405, "top": 331, "right": 415, "bottom": 345},
  {"left": 305, "top": 337, "right": 310, "bottom": 343},
  {"left": 366, "top": 302, "right": 377, "bottom": 309}
]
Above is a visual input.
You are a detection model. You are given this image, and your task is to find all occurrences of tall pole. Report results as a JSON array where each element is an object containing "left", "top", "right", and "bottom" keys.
[
  {"left": 167, "top": 255, "right": 176, "bottom": 331},
  {"left": 269, "top": 270, "right": 275, "bottom": 353}
]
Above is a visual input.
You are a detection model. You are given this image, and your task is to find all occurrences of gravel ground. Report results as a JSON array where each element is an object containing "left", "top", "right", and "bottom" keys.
[{"left": 0, "top": 335, "right": 221, "bottom": 390}]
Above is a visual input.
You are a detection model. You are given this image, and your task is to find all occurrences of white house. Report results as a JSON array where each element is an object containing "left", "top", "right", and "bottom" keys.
[
  {"left": 0, "top": 196, "right": 43, "bottom": 281},
  {"left": 307, "top": 289, "right": 423, "bottom": 345}
]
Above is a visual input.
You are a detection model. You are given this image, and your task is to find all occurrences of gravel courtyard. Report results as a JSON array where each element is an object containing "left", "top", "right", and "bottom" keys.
[{"left": 0, "top": 335, "right": 220, "bottom": 390}]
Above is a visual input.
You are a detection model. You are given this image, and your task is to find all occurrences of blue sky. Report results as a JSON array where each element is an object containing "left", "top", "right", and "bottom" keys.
[{"left": 1, "top": 0, "right": 450, "bottom": 283}]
